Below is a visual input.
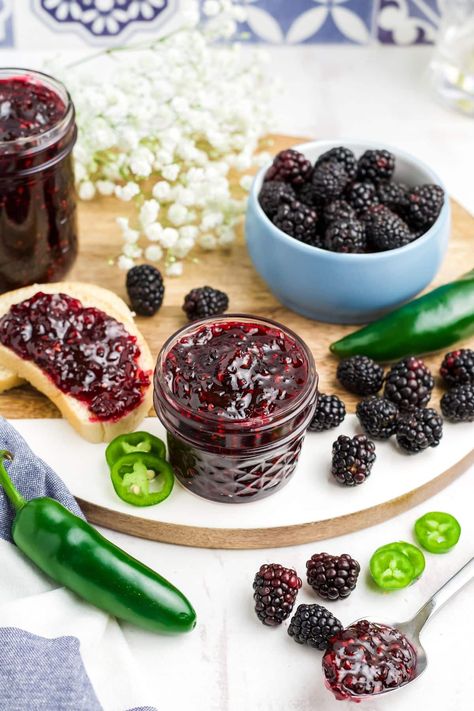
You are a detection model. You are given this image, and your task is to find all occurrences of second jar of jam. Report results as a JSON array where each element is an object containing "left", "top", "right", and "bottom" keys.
[
  {"left": 0, "top": 68, "right": 78, "bottom": 293},
  {"left": 154, "top": 315, "right": 318, "bottom": 503}
]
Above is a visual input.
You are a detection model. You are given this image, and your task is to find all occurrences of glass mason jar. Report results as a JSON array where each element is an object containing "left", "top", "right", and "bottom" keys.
[
  {"left": 154, "top": 315, "right": 318, "bottom": 503},
  {"left": 430, "top": 0, "right": 474, "bottom": 115},
  {"left": 0, "top": 69, "right": 78, "bottom": 293}
]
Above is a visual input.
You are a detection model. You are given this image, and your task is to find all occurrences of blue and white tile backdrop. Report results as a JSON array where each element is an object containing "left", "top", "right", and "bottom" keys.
[{"left": 0, "top": 1, "right": 443, "bottom": 49}]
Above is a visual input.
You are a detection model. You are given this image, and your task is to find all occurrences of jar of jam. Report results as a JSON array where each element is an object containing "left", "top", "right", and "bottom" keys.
[
  {"left": 0, "top": 69, "right": 78, "bottom": 293},
  {"left": 154, "top": 315, "right": 318, "bottom": 503}
]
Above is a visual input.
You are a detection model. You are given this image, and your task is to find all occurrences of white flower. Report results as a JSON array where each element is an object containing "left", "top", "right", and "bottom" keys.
[
  {"left": 160, "top": 227, "right": 179, "bottom": 248},
  {"left": 144, "top": 223, "right": 163, "bottom": 242},
  {"left": 162, "top": 164, "right": 180, "bottom": 181},
  {"left": 130, "top": 157, "right": 153, "bottom": 178},
  {"left": 180, "top": 225, "right": 198, "bottom": 241},
  {"left": 152, "top": 181, "right": 173, "bottom": 202},
  {"left": 239, "top": 175, "right": 254, "bottom": 191},
  {"left": 139, "top": 199, "right": 160, "bottom": 228},
  {"left": 201, "top": 211, "right": 223, "bottom": 230},
  {"left": 218, "top": 228, "right": 235, "bottom": 247},
  {"left": 118, "top": 255, "right": 135, "bottom": 271},
  {"left": 115, "top": 182, "right": 140, "bottom": 201},
  {"left": 74, "top": 162, "right": 87, "bottom": 182},
  {"left": 78, "top": 181, "right": 96, "bottom": 200},
  {"left": 198, "top": 233, "right": 218, "bottom": 250},
  {"left": 167, "top": 203, "right": 188, "bottom": 226},
  {"left": 166, "top": 261, "right": 184, "bottom": 277},
  {"left": 145, "top": 245, "right": 164, "bottom": 262},
  {"left": 96, "top": 179, "right": 115, "bottom": 196},
  {"left": 123, "top": 243, "right": 143, "bottom": 259}
]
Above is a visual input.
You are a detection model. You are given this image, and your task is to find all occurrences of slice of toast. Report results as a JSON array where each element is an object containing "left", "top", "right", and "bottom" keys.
[{"left": 0, "top": 282, "right": 153, "bottom": 443}]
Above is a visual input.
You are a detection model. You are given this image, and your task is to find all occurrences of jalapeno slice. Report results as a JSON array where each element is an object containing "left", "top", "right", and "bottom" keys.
[
  {"left": 111, "top": 452, "right": 174, "bottom": 507},
  {"left": 375, "top": 542, "right": 425, "bottom": 580},
  {"left": 369, "top": 548, "right": 415, "bottom": 590},
  {"left": 106, "top": 431, "right": 166, "bottom": 469},
  {"left": 414, "top": 511, "right": 461, "bottom": 553}
]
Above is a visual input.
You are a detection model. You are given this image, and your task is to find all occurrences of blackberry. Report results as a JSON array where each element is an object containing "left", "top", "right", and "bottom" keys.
[
  {"left": 315, "top": 146, "right": 357, "bottom": 180},
  {"left": 296, "top": 181, "right": 323, "bottom": 210},
  {"left": 324, "top": 218, "right": 366, "bottom": 253},
  {"left": 440, "top": 348, "right": 474, "bottom": 387},
  {"left": 273, "top": 199, "right": 318, "bottom": 244},
  {"left": 403, "top": 184, "right": 444, "bottom": 230},
  {"left": 182, "top": 286, "right": 229, "bottom": 321},
  {"left": 265, "top": 149, "right": 312, "bottom": 186},
  {"left": 336, "top": 355, "right": 384, "bottom": 395},
  {"left": 308, "top": 393, "right": 346, "bottom": 432},
  {"left": 363, "top": 205, "right": 412, "bottom": 251},
  {"left": 377, "top": 181, "right": 409, "bottom": 213},
  {"left": 357, "top": 149, "right": 395, "bottom": 183},
  {"left": 253, "top": 563, "right": 302, "bottom": 626},
  {"left": 384, "top": 356, "right": 434, "bottom": 410},
  {"left": 323, "top": 199, "right": 356, "bottom": 225},
  {"left": 396, "top": 407, "right": 443, "bottom": 454},
  {"left": 126, "top": 264, "right": 164, "bottom": 317},
  {"left": 258, "top": 180, "right": 296, "bottom": 219},
  {"left": 306, "top": 552, "right": 360, "bottom": 601},
  {"left": 440, "top": 384, "right": 474, "bottom": 422},
  {"left": 331, "top": 434, "right": 376, "bottom": 486},
  {"left": 311, "top": 161, "right": 349, "bottom": 202},
  {"left": 288, "top": 604, "right": 343, "bottom": 650},
  {"left": 345, "top": 181, "right": 380, "bottom": 213},
  {"left": 356, "top": 396, "right": 399, "bottom": 440}
]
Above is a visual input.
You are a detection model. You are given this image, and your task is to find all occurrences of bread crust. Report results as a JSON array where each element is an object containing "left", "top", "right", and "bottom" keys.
[{"left": 0, "top": 282, "right": 153, "bottom": 442}]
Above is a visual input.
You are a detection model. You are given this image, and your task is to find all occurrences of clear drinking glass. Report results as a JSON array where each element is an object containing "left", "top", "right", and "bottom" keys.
[{"left": 430, "top": 0, "right": 474, "bottom": 115}]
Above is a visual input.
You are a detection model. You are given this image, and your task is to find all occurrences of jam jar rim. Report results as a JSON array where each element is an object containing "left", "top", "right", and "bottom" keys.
[
  {"left": 0, "top": 67, "right": 75, "bottom": 157},
  {"left": 154, "top": 312, "right": 318, "bottom": 432}
]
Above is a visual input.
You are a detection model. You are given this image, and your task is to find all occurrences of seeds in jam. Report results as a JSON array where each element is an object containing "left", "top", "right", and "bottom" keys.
[
  {"left": 322, "top": 620, "right": 417, "bottom": 699},
  {"left": 163, "top": 321, "right": 308, "bottom": 421},
  {"left": 0, "top": 292, "right": 150, "bottom": 421},
  {"left": 0, "top": 76, "right": 66, "bottom": 142}
]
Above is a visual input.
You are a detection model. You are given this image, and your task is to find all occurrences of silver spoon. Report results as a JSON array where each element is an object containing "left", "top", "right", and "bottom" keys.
[{"left": 335, "top": 557, "right": 474, "bottom": 700}]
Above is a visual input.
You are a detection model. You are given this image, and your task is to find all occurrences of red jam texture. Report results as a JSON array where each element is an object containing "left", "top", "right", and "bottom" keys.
[
  {"left": 163, "top": 321, "right": 308, "bottom": 421},
  {"left": 322, "top": 620, "right": 417, "bottom": 700},
  {"left": 0, "top": 76, "right": 66, "bottom": 141},
  {"left": 0, "top": 292, "right": 150, "bottom": 421}
]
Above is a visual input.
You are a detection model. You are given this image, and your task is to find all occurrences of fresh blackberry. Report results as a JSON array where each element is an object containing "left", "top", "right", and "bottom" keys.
[
  {"left": 288, "top": 604, "right": 343, "bottom": 650},
  {"left": 265, "top": 149, "right": 312, "bottom": 186},
  {"left": 253, "top": 563, "right": 302, "bottom": 626},
  {"left": 440, "top": 348, "right": 474, "bottom": 387},
  {"left": 356, "top": 396, "right": 399, "bottom": 440},
  {"left": 323, "top": 200, "right": 356, "bottom": 225},
  {"left": 311, "top": 161, "right": 349, "bottom": 202},
  {"left": 126, "top": 264, "right": 164, "bottom": 316},
  {"left": 384, "top": 356, "right": 434, "bottom": 410},
  {"left": 440, "top": 384, "right": 474, "bottom": 422},
  {"left": 331, "top": 434, "right": 376, "bottom": 486},
  {"left": 403, "top": 184, "right": 444, "bottom": 230},
  {"left": 377, "top": 181, "right": 409, "bottom": 213},
  {"left": 296, "top": 181, "right": 323, "bottom": 210},
  {"left": 306, "top": 552, "right": 360, "bottom": 600},
  {"left": 345, "top": 181, "right": 380, "bottom": 213},
  {"left": 308, "top": 393, "right": 346, "bottom": 432},
  {"left": 396, "top": 407, "right": 443, "bottom": 454},
  {"left": 182, "top": 286, "right": 229, "bottom": 321},
  {"left": 336, "top": 355, "right": 384, "bottom": 395},
  {"left": 363, "top": 204, "right": 413, "bottom": 251},
  {"left": 324, "top": 218, "right": 366, "bottom": 253},
  {"left": 357, "top": 149, "right": 395, "bottom": 183},
  {"left": 316, "top": 146, "right": 357, "bottom": 180},
  {"left": 273, "top": 199, "right": 319, "bottom": 244},
  {"left": 258, "top": 180, "right": 296, "bottom": 219}
]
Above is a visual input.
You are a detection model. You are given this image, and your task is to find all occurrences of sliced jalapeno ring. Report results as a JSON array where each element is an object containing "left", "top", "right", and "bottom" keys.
[
  {"left": 106, "top": 431, "right": 166, "bottom": 469},
  {"left": 375, "top": 541, "right": 425, "bottom": 580},
  {"left": 369, "top": 548, "right": 415, "bottom": 590},
  {"left": 414, "top": 511, "right": 461, "bottom": 553},
  {"left": 111, "top": 452, "right": 174, "bottom": 507}
]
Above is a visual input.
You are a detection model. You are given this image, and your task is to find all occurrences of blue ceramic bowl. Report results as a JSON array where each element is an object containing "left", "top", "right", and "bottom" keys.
[{"left": 246, "top": 140, "right": 451, "bottom": 324}]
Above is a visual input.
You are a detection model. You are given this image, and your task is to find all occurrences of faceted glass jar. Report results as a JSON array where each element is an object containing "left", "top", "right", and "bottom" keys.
[
  {"left": 154, "top": 315, "right": 318, "bottom": 503},
  {"left": 0, "top": 69, "right": 78, "bottom": 293}
]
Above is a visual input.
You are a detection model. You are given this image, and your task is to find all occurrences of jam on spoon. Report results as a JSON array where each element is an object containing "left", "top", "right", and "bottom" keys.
[{"left": 322, "top": 620, "right": 417, "bottom": 700}]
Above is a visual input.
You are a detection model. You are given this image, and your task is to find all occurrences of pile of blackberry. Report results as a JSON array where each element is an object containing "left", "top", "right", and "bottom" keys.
[{"left": 260, "top": 146, "right": 444, "bottom": 254}]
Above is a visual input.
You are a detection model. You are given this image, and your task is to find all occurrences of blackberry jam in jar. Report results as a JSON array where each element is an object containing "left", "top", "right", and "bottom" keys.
[
  {"left": 154, "top": 315, "right": 318, "bottom": 503},
  {"left": 0, "top": 69, "right": 78, "bottom": 292}
]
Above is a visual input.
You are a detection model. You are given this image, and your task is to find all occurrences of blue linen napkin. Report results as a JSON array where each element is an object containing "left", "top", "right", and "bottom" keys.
[{"left": 0, "top": 417, "right": 157, "bottom": 711}]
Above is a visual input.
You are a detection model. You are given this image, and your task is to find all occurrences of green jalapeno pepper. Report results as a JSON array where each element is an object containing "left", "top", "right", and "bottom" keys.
[
  {"left": 0, "top": 450, "right": 196, "bottom": 635},
  {"left": 330, "top": 268, "right": 474, "bottom": 361},
  {"left": 105, "top": 431, "right": 166, "bottom": 469},
  {"left": 111, "top": 452, "right": 174, "bottom": 506}
]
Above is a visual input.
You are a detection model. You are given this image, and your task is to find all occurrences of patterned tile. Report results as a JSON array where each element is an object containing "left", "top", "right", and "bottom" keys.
[
  {"left": 376, "top": 0, "right": 440, "bottom": 45},
  {"left": 31, "top": 0, "right": 177, "bottom": 45},
  {"left": 238, "top": 0, "right": 375, "bottom": 45},
  {"left": 0, "top": 0, "right": 14, "bottom": 47}
]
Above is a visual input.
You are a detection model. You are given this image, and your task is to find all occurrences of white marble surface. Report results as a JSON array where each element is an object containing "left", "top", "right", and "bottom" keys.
[{"left": 0, "top": 45, "right": 473, "bottom": 710}]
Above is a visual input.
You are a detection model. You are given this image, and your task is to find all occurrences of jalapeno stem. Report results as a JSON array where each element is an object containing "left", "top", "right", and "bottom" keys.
[{"left": 0, "top": 451, "right": 26, "bottom": 511}]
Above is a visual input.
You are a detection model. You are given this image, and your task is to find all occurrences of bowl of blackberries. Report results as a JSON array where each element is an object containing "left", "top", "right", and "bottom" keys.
[{"left": 246, "top": 140, "right": 450, "bottom": 324}]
